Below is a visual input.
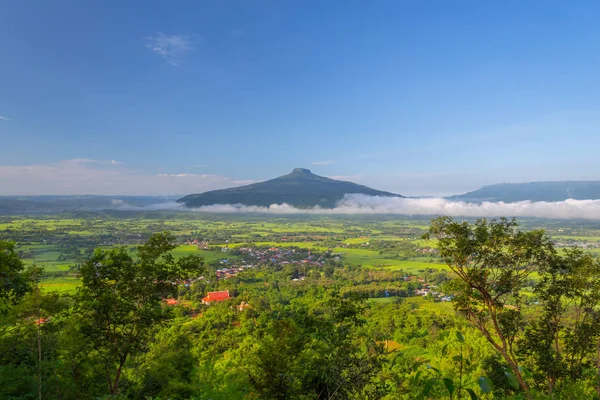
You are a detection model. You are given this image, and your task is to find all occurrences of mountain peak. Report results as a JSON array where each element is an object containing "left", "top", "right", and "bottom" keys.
[{"left": 290, "top": 168, "right": 312, "bottom": 175}]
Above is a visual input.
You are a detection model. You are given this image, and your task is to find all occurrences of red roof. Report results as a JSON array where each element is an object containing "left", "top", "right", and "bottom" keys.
[
  {"left": 202, "top": 290, "right": 230, "bottom": 303},
  {"left": 164, "top": 298, "right": 178, "bottom": 306}
]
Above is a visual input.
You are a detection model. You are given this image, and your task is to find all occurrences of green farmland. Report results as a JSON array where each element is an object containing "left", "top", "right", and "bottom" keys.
[{"left": 2, "top": 213, "right": 599, "bottom": 293}]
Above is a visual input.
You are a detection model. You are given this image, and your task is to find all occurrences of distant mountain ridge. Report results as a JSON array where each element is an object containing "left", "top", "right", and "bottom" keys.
[
  {"left": 447, "top": 181, "right": 600, "bottom": 203},
  {"left": 0, "top": 195, "right": 179, "bottom": 215},
  {"left": 178, "top": 168, "right": 402, "bottom": 208}
]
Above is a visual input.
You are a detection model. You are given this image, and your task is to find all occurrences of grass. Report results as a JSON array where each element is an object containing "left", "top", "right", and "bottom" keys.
[
  {"left": 405, "top": 296, "right": 455, "bottom": 314},
  {"left": 412, "top": 238, "right": 438, "bottom": 248},
  {"left": 551, "top": 235, "right": 600, "bottom": 242},
  {"left": 369, "top": 296, "right": 455, "bottom": 315},
  {"left": 40, "top": 276, "right": 80, "bottom": 293},
  {"left": 333, "top": 247, "right": 446, "bottom": 272},
  {"left": 369, "top": 297, "right": 398, "bottom": 304},
  {"left": 343, "top": 237, "right": 371, "bottom": 244}
]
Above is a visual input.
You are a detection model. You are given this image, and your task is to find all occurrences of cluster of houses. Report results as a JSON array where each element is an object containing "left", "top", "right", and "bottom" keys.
[
  {"left": 214, "top": 263, "right": 255, "bottom": 279},
  {"left": 236, "top": 246, "right": 325, "bottom": 266},
  {"left": 186, "top": 239, "right": 210, "bottom": 250},
  {"left": 211, "top": 246, "right": 327, "bottom": 280},
  {"left": 415, "top": 247, "right": 438, "bottom": 254},
  {"left": 414, "top": 283, "right": 453, "bottom": 302}
]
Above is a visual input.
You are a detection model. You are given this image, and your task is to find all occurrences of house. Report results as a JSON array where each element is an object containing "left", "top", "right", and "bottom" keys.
[
  {"left": 202, "top": 290, "right": 231, "bottom": 304},
  {"left": 164, "top": 298, "right": 178, "bottom": 306}
]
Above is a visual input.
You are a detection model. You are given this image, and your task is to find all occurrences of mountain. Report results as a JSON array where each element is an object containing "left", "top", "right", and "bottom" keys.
[
  {"left": 0, "top": 195, "right": 179, "bottom": 215},
  {"left": 447, "top": 181, "right": 600, "bottom": 203},
  {"left": 178, "top": 168, "right": 402, "bottom": 208}
]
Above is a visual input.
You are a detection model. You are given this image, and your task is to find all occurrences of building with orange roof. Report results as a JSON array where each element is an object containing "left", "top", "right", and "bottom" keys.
[
  {"left": 202, "top": 290, "right": 231, "bottom": 304},
  {"left": 164, "top": 298, "right": 178, "bottom": 306}
]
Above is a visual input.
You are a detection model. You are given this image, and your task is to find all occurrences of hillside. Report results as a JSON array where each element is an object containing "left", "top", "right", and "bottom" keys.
[
  {"left": 447, "top": 181, "right": 600, "bottom": 203},
  {"left": 178, "top": 168, "right": 402, "bottom": 208}
]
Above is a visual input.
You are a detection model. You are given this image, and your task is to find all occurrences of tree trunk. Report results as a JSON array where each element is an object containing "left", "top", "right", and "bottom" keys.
[
  {"left": 502, "top": 352, "right": 530, "bottom": 398},
  {"left": 110, "top": 357, "right": 127, "bottom": 395},
  {"left": 105, "top": 365, "right": 115, "bottom": 395},
  {"left": 513, "top": 363, "right": 530, "bottom": 398}
]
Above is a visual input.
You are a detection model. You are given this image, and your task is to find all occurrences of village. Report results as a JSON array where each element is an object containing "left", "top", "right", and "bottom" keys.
[
  {"left": 413, "top": 281, "right": 453, "bottom": 302},
  {"left": 186, "top": 240, "right": 332, "bottom": 280},
  {"left": 179, "top": 240, "right": 451, "bottom": 307}
]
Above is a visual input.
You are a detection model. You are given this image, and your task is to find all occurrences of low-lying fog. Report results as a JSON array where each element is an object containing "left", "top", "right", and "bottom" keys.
[{"left": 115, "top": 194, "right": 600, "bottom": 220}]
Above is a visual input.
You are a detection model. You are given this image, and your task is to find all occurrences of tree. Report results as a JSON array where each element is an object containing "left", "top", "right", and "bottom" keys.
[
  {"left": 239, "top": 292, "right": 384, "bottom": 400},
  {"left": 425, "top": 217, "right": 555, "bottom": 396},
  {"left": 0, "top": 240, "right": 30, "bottom": 315},
  {"left": 0, "top": 275, "right": 73, "bottom": 399},
  {"left": 521, "top": 248, "right": 600, "bottom": 395},
  {"left": 74, "top": 232, "right": 204, "bottom": 395}
]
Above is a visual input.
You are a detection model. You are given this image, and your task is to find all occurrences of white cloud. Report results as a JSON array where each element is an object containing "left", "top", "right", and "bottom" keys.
[
  {"left": 146, "top": 32, "right": 198, "bottom": 66},
  {"left": 174, "top": 194, "right": 600, "bottom": 220},
  {"left": 157, "top": 173, "right": 201, "bottom": 177},
  {"left": 0, "top": 115, "right": 9, "bottom": 121},
  {"left": 312, "top": 160, "right": 334, "bottom": 166},
  {"left": 58, "top": 158, "right": 123, "bottom": 166},
  {"left": 0, "top": 159, "right": 244, "bottom": 195},
  {"left": 232, "top": 179, "right": 258, "bottom": 185}
]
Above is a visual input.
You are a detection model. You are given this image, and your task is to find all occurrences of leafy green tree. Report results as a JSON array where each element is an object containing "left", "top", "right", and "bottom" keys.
[
  {"left": 73, "top": 232, "right": 204, "bottom": 395},
  {"left": 298, "top": 294, "right": 385, "bottom": 400},
  {"left": 0, "top": 286, "right": 74, "bottom": 399},
  {"left": 126, "top": 322, "right": 198, "bottom": 399},
  {"left": 245, "top": 318, "right": 304, "bottom": 399},
  {"left": 234, "top": 292, "right": 384, "bottom": 400},
  {"left": 522, "top": 249, "right": 600, "bottom": 396},
  {"left": 0, "top": 240, "right": 31, "bottom": 315},
  {"left": 425, "top": 217, "right": 555, "bottom": 396}
]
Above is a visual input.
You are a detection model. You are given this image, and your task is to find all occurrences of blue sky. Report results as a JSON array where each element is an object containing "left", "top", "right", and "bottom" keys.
[{"left": 2, "top": 0, "right": 600, "bottom": 196}]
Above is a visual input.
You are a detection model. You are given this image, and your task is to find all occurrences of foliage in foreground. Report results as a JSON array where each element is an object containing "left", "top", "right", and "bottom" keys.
[{"left": 2, "top": 218, "right": 600, "bottom": 398}]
